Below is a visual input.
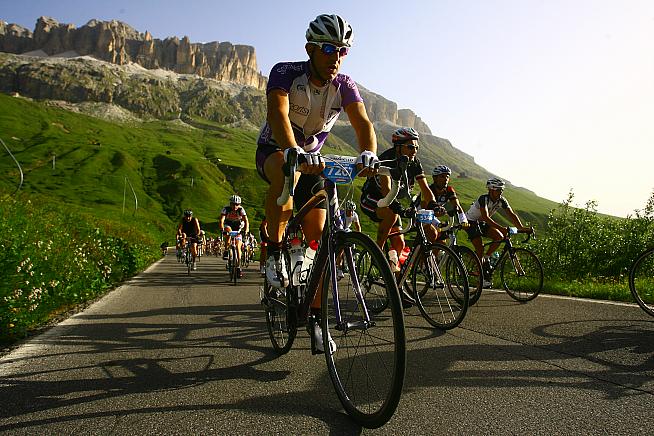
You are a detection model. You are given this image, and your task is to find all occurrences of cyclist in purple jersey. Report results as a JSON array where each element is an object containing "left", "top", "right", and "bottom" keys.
[{"left": 256, "top": 14, "right": 379, "bottom": 293}]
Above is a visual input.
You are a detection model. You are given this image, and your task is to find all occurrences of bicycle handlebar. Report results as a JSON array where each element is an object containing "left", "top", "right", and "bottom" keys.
[{"left": 277, "top": 149, "right": 409, "bottom": 207}]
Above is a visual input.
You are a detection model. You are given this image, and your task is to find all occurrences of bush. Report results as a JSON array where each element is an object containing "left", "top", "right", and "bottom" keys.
[
  {"left": 532, "top": 190, "right": 654, "bottom": 282},
  {"left": 0, "top": 195, "right": 159, "bottom": 343}
]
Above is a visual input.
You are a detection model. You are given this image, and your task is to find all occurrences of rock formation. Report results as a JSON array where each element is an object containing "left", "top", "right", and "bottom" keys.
[{"left": 0, "top": 16, "right": 267, "bottom": 90}]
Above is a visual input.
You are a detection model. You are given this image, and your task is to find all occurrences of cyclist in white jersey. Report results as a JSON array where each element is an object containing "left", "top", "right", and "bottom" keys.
[
  {"left": 339, "top": 200, "right": 361, "bottom": 231},
  {"left": 465, "top": 177, "right": 532, "bottom": 273},
  {"left": 219, "top": 195, "right": 249, "bottom": 278}
]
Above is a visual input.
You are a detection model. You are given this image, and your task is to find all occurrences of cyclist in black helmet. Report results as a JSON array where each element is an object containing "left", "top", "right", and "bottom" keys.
[{"left": 177, "top": 209, "right": 201, "bottom": 270}]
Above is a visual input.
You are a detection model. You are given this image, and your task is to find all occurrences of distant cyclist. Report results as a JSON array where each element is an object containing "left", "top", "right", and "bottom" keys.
[
  {"left": 219, "top": 195, "right": 249, "bottom": 278},
  {"left": 177, "top": 209, "right": 201, "bottom": 270},
  {"left": 339, "top": 200, "right": 361, "bottom": 232},
  {"left": 465, "top": 177, "right": 532, "bottom": 280}
]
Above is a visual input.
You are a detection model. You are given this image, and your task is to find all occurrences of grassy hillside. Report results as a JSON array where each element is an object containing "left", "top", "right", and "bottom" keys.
[{"left": 0, "top": 93, "right": 558, "bottom": 240}]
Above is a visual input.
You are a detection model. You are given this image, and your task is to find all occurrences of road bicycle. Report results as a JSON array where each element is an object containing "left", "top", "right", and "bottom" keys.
[
  {"left": 360, "top": 200, "right": 470, "bottom": 330},
  {"left": 261, "top": 150, "right": 406, "bottom": 428},
  {"left": 480, "top": 227, "right": 543, "bottom": 302},
  {"left": 226, "top": 230, "right": 242, "bottom": 284},
  {"left": 628, "top": 246, "right": 654, "bottom": 317},
  {"left": 437, "top": 215, "right": 484, "bottom": 306},
  {"left": 183, "top": 239, "right": 194, "bottom": 275}
]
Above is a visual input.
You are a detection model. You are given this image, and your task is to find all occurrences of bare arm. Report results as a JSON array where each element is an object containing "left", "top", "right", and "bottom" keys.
[
  {"left": 504, "top": 206, "right": 528, "bottom": 231},
  {"left": 243, "top": 215, "right": 250, "bottom": 234},
  {"left": 417, "top": 176, "right": 435, "bottom": 207},
  {"left": 194, "top": 218, "right": 201, "bottom": 235},
  {"left": 267, "top": 89, "right": 298, "bottom": 150},
  {"left": 480, "top": 205, "right": 505, "bottom": 233}
]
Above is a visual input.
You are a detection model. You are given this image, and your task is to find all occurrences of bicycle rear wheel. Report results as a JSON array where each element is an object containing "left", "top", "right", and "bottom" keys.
[
  {"left": 323, "top": 231, "right": 406, "bottom": 429},
  {"left": 499, "top": 248, "right": 543, "bottom": 302},
  {"left": 455, "top": 246, "right": 483, "bottom": 306},
  {"left": 412, "top": 243, "right": 469, "bottom": 330},
  {"left": 629, "top": 247, "right": 654, "bottom": 317}
]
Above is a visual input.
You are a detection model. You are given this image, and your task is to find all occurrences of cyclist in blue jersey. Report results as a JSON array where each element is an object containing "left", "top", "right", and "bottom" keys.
[
  {"left": 255, "top": 14, "right": 379, "bottom": 354},
  {"left": 465, "top": 177, "right": 532, "bottom": 278}
]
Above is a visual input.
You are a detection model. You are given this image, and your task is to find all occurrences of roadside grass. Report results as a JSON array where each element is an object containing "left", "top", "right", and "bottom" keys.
[
  {"left": 543, "top": 277, "right": 632, "bottom": 302},
  {"left": 0, "top": 195, "right": 160, "bottom": 345},
  {"left": 2, "top": 92, "right": 652, "bottom": 346}
]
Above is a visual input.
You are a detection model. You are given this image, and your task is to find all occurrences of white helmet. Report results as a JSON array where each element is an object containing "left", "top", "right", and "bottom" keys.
[
  {"left": 432, "top": 165, "right": 452, "bottom": 176},
  {"left": 486, "top": 177, "right": 505, "bottom": 190},
  {"left": 230, "top": 195, "right": 242, "bottom": 204},
  {"left": 344, "top": 200, "right": 356, "bottom": 211},
  {"left": 306, "top": 14, "right": 354, "bottom": 47}
]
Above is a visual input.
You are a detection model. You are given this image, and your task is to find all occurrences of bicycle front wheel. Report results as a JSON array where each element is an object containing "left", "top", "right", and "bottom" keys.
[
  {"left": 412, "top": 243, "right": 469, "bottom": 330},
  {"left": 499, "top": 248, "right": 543, "bottom": 302},
  {"left": 323, "top": 231, "right": 406, "bottom": 429},
  {"left": 629, "top": 247, "right": 654, "bottom": 317},
  {"left": 230, "top": 246, "right": 238, "bottom": 284}
]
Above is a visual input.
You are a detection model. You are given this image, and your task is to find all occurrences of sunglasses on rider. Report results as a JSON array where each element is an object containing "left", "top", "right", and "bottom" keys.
[
  {"left": 403, "top": 143, "right": 419, "bottom": 150},
  {"left": 312, "top": 41, "right": 349, "bottom": 57}
]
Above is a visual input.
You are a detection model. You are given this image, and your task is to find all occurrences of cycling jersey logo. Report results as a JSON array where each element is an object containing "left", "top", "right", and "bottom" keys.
[
  {"left": 290, "top": 103, "right": 309, "bottom": 116},
  {"left": 297, "top": 84, "right": 306, "bottom": 92}
]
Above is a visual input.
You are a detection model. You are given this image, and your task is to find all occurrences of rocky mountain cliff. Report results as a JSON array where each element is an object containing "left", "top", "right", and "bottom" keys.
[
  {"left": 0, "top": 16, "right": 267, "bottom": 90},
  {"left": 1, "top": 16, "right": 433, "bottom": 134}
]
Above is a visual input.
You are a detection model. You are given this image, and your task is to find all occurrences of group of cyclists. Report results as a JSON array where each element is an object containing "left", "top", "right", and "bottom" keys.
[
  {"left": 174, "top": 195, "right": 257, "bottom": 277},
  {"left": 173, "top": 12, "right": 533, "bottom": 353}
]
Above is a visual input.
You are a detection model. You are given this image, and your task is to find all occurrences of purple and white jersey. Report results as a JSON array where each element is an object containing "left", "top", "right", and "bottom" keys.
[{"left": 257, "top": 61, "right": 363, "bottom": 153}]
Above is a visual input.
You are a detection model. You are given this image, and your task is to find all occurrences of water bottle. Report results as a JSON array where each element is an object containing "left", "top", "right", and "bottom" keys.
[
  {"left": 388, "top": 249, "right": 400, "bottom": 272},
  {"left": 289, "top": 237, "right": 304, "bottom": 286},
  {"left": 399, "top": 246, "right": 410, "bottom": 266},
  {"left": 302, "top": 239, "right": 319, "bottom": 280}
]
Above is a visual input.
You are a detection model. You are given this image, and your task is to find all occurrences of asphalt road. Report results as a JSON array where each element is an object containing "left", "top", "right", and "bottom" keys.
[{"left": 1, "top": 253, "right": 652, "bottom": 435}]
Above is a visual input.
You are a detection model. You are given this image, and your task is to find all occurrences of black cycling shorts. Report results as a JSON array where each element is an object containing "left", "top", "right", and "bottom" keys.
[{"left": 465, "top": 221, "right": 490, "bottom": 240}]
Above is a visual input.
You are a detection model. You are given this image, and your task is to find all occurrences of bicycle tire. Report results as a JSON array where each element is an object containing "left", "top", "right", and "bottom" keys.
[
  {"left": 264, "top": 248, "right": 298, "bottom": 353},
  {"left": 629, "top": 247, "right": 654, "bottom": 317},
  {"left": 355, "top": 249, "right": 389, "bottom": 314},
  {"left": 455, "top": 246, "right": 483, "bottom": 306},
  {"left": 186, "top": 249, "right": 192, "bottom": 275},
  {"left": 412, "top": 243, "right": 469, "bottom": 330},
  {"left": 230, "top": 246, "right": 238, "bottom": 284},
  {"left": 499, "top": 247, "right": 543, "bottom": 302},
  {"left": 322, "top": 231, "right": 406, "bottom": 428}
]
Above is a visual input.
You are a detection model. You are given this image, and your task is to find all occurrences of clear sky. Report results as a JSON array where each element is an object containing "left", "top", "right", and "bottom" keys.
[{"left": 3, "top": 0, "right": 653, "bottom": 217}]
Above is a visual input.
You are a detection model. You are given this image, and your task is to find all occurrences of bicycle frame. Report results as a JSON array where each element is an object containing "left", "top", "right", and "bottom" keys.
[
  {"left": 482, "top": 229, "right": 531, "bottom": 276},
  {"left": 284, "top": 178, "right": 374, "bottom": 328}
]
